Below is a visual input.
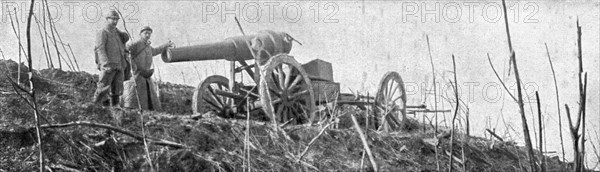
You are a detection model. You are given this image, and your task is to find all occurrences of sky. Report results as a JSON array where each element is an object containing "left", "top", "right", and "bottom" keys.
[{"left": 1, "top": 0, "right": 599, "bottom": 167}]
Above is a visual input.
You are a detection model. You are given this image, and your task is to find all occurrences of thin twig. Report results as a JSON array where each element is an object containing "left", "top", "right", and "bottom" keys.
[
  {"left": 565, "top": 104, "right": 581, "bottom": 172},
  {"left": 43, "top": 0, "right": 63, "bottom": 70},
  {"left": 449, "top": 54, "right": 459, "bottom": 172},
  {"left": 13, "top": 8, "right": 23, "bottom": 82},
  {"left": 8, "top": 10, "right": 28, "bottom": 82},
  {"left": 33, "top": 15, "right": 51, "bottom": 72},
  {"left": 34, "top": 15, "right": 75, "bottom": 71},
  {"left": 590, "top": 130, "right": 600, "bottom": 170},
  {"left": 486, "top": 129, "right": 504, "bottom": 142},
  {"left": 40, "top": 121, "right": 188, "bottom": 148},
  {"left": 114, "top": 8, "right": 155, "bottom": 171},
  {"left": 43, "top": 34, "right": 74, "bottom": 71},
  {"left": 350, "top": 113, "right": 377, "bottom": 172},
  {"left": 245, "top": 98, "right": 251, "bottom": 172},
  {"left": 40, "top": 4, "right": 54, "bottom": 69},
  {"left": 536, "top": 92, "right": 546, "bottom": 172},
  {"left": 50, "top": 19, "right": 78, "bottom": 71},
  {"left": 297, "top": 122, "right": 334, "bottom": 162},
  {"left": 544, "top": 43, "right": 566, "bottom": 163},
  {"left": 486, "top": 53, "right": 517, "bottom": 102},
  {"left": 67, "top": 44, "right": 80, "bottom": 71},
  {"left": 361, "top": 92, "right": 370, "bottom": 170},
  {"left": 461, "top": 133, "right": 467, "bottom": 172},
  {"left": 425, "top": 35, "right": 439, "bottom": 133}
]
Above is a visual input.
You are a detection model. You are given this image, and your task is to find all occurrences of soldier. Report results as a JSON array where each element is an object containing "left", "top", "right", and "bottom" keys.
[
  {"left": 93, "top": 10, "right": 130, "bottom": 106},
  {"left": 122, "top": 26, "right": 173, "bottom": 110}
]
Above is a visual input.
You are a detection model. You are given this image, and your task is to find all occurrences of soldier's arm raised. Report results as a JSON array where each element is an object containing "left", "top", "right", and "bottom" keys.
[{"left": 151, "top": 41, "right": 173, "bottom": 56}]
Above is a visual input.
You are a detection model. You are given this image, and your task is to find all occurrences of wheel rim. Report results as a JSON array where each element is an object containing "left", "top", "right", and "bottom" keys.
[
  {"left": 192, "top": 75, "right": 234, "bottom": 117},
  {"left": 375, "top": 71, "right": 407, "bottom": 132},
  {"left": 260, "top": 54, "right": 315, "bottom": 125}
]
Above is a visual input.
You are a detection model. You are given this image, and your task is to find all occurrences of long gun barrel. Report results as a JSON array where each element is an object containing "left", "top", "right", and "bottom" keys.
[{"left": 161, "top": 30, "right": 293, "bottom": 63}]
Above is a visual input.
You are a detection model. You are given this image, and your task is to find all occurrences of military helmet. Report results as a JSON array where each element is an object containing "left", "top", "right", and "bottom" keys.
[
  {"left": 106, "top": 10, "right": 120, "bottom": 19},
  {"left": 140, "top": 26, "right": 153, "bottom": 33}
]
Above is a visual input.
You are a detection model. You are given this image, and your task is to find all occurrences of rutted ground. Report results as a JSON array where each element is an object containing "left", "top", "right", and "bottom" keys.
[{"left": 0, "top": 60, "right": 571, "bottom": 171}]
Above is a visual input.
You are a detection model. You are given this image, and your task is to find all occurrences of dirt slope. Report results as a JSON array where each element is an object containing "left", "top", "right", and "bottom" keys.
[{"left": 0, "top": 60, "right": 575, "bottom": 171}]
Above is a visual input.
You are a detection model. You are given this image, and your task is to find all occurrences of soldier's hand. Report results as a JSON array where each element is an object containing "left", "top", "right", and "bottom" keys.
[{"left": 166, "top": 40, "right": 174, "bottom": 48}]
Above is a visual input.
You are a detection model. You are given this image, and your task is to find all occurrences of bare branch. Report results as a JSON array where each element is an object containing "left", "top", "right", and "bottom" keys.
[
  {"left": 486, "top": 53, "right": 517, "bottom": 102},
  {"left": 486, "top": 129, "right": 504, "bottom": 142},
  {"left": 501, "top": 0, "right": 537, "bottom": 171},
  {"left": 350, "top": 113, "right": 378, "bottom": 171},
  {"left": 545, "top": 43, "right": 566, "bottom": 163},
  {"left": 297, "top": 122, "right": 334, "bottom": 162},
  {"left": 425, "top": 34, "right": 439, "bottom": 133},
  {"left": 43, "top": 0, "right": 63, "bottom": 70},
  {"left": 536, "top": 92, "right": 546, "bottom": 172},
  {"left": 41, "top": 121, "right": 188, "bottom": 149},
  {"left": 449, "top": 54, "right": 459, "bottom": 172}
]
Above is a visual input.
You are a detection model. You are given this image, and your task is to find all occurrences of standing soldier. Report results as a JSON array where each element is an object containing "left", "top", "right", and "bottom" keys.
[
  {"left": 93, "top": 10, "right": 130, "bottom": 106},
  {"left": 123, "top": 26, "right": 172, "bottom": 110}
]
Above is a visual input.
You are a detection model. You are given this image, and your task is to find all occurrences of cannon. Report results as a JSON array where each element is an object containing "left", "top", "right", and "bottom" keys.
[
  {"left": 163, "top": 30, "right": 317, "bottom": 125},
  {"left": 164, "top": 30, "right": 448, "bottom": 131}
]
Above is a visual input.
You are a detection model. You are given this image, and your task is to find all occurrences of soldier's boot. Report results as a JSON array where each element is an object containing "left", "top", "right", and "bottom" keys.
[
  {"left": 111, "top": 95, "right": 121, "bottom": 107},
  {"left": 93, "top": 93, "right": 110, "bottom": 107}
]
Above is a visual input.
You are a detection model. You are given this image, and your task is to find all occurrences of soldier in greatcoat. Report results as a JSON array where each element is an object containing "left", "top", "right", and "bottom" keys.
[{"left": 122, "top": 26, "right": 172, "bottom": 110}]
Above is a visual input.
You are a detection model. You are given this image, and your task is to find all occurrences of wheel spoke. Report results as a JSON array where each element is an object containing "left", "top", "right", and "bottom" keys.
[
  {"left": 203, "top": 96, "right": 223, "bottom": 110},
  {"left": 222, "top": 95, "right": 230, "bottom": 107},
  {"left": 276, "top": 105, "right": 284, "bottom": 122},
  {"left": 283, "top": 106, "right": 290, "bottom": 123},
  {"left": 286, "top": 108, "right": 295, "bottom": 124},
  {"left": 277, "top": 65, "right": 286, "bottom": 90},
  {"left": 387, "top": 114, "right": 401, "bottom": 127},
  {"left": 270, "top": 72, "right": 281, "bottom": 91},
  {"left": 384, "top": 81, "right": 392, "bottom": 101},
  {"left": 207, "top": 86, "right": 225, "bottom": 107},
  {"left": 287, "top": 75, "right": 303, "bottom": 91},
  {"left": 284, "top": 67, "right": 292, "bottom": 90},
  {"left": 391, "top": 95, "right": 404, "bottom": 104},
  {"left": 269, "top": 88, "right": 281, "bottom": 97},
  {"left": 287, "top": 104, "right": 298, "bottom": 120},
  {"left": 388, "top": 82, "right": 399, "bottom": 101},
  {"left": 240, "top": 87, "right": 260, "bottom": 98},
  {"left": 383, "top": 80, "right": 391, "bottom": 98},
  {"left": 288, "top": 89, "right": 310, "bottom": 101},
  {"left": 286, "top": 104, "right": 297, "bottom": 118},
  {"left": 271, "top": 97, "right": 283, "bottom": 105}
]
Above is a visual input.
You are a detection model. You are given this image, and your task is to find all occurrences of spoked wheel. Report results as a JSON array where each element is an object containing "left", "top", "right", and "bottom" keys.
[
  {"left": 374, "top": 71, "right": 407, "bottom": 132},
  {"left": 260, "top": 54, "right": 315, "bottom": 125},
  {"left": 193, "top": 75, "right": 235, "bottom": 118}
]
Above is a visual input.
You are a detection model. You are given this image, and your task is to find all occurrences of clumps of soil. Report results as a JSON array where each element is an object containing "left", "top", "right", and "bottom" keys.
[
  {"left": 157, "top": 81, "right": 194, "bottom": 115},
  {"left": 0, "top": 60, "right": 573, "bottom": 171}
]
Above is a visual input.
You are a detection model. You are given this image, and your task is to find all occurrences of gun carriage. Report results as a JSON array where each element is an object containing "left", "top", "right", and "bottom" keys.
[{"left": 162, "top": 30, "right": 440, "bottom": 131}]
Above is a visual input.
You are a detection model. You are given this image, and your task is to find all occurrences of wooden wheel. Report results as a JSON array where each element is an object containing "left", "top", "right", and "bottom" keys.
[
  {"left": 260, "top": 54, "right": 315, "bottom": 125},
  {"left": 375, "top": 71, "right": 407, "bottom": 132},
  {"left": 192, "top": 75, "right": 234, "bottom": 118}
]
